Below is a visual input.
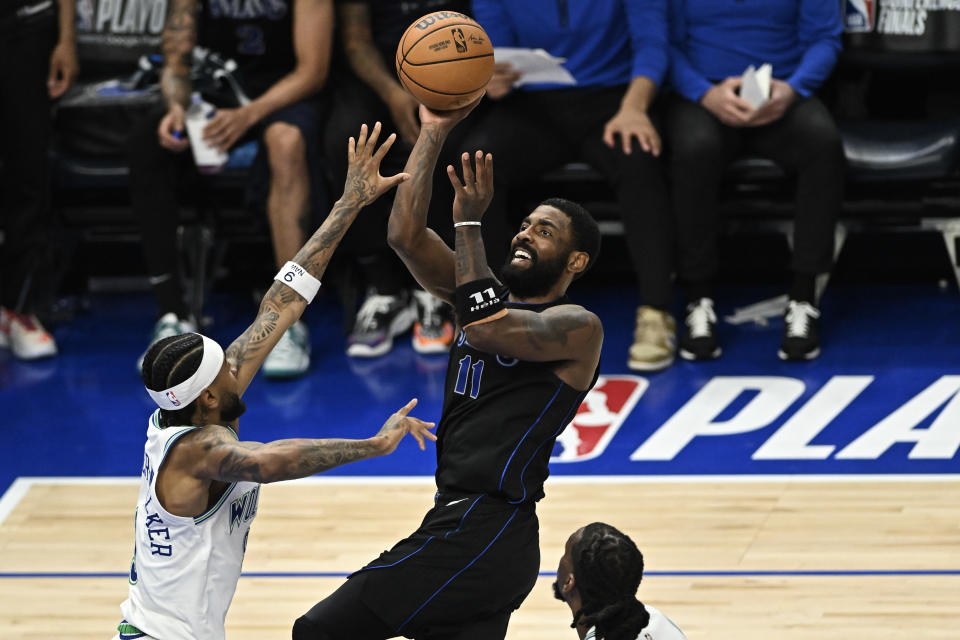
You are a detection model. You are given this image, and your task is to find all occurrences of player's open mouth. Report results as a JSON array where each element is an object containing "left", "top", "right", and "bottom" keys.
[{"left": 511, "top": 248, "right": 534, "bottom": 265}]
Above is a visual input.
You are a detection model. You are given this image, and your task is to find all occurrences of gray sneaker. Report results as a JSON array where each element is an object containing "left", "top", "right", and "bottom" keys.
[
  {"left": 263, "top": 321, "right": 311, "bottom": 379},
  {"left": 347, "top": 291, "right": 416, "bottom": 358},
  {"left": 137, "top": 312, "right": 197, "bottom": 374}
]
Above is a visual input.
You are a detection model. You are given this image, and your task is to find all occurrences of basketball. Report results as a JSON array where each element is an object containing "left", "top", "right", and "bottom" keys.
[{"left": 395, "top": 11, "right": 494, "bottom": 111}]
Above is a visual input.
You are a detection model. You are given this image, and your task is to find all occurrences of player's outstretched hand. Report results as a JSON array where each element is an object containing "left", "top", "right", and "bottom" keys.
[
  {"left": 344, "top": 122, "right": 411, "bottom": 207},
  {"left": 418, "top": 93, "right": 484, "bottom": 133},
  {"left": 375, "top": 398, "right": 437, "bottom": 455},
  {"left": 448, "top": 150, "right": 493, "bottom": 224}
]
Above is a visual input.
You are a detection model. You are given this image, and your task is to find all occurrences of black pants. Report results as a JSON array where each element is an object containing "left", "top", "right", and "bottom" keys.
[
  {"left": 665, "top": 94, "right": 844, "bottom": 288},
  {"left": 0, "top": 21, "right": 57, "bottom": 313},
  {"left": 322, "top": 75, "right": 475, "bottom": 293},
  {"left": 293, "top": 495, "right": 539, "bottom": 640},
  {"left": 459, "top": 86, "right": 674, "bottom": 308}
]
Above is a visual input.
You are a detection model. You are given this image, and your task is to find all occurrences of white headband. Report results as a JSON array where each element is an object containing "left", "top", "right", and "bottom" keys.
[{"left": 146, "top": 334, "right": 225, "bottom": 411}]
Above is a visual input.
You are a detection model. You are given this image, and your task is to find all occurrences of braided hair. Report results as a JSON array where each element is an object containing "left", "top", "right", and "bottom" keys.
[
  {"left": 571, "top": 522, "right": 650, "bottom": 640},
  {"left": 141, "top": 333, "right": 204, "bottom": 428}
]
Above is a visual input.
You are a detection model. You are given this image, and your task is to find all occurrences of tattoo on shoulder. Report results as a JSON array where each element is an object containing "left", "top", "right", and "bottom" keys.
[{"left": 524, "top": 307, "right": 598, "bottom": 351}]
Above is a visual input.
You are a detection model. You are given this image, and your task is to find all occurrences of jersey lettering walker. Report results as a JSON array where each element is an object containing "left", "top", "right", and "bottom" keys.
[{"left": 119, "top": 411, "right": 260, "bottom": 640}]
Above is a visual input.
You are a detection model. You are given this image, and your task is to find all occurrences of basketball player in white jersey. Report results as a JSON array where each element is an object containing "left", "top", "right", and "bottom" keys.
[
  {"left": 113, "top": 122, "right": 437, "bottom": 640},
  {"left": 554, "top": 523, "right": 687, "bottom": 640}
]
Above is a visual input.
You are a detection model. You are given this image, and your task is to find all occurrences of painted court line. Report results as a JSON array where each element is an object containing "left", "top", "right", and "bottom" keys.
[
  {"left": 2, "top": 570, "right": 959, "bottom": 579},
  {"left": 4, "top": 475, "right": 960, "bottom": 527}
]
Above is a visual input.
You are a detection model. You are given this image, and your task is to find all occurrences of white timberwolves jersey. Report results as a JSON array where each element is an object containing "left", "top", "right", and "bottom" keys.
[
  {"left": 584, "top": 604, "right": 687, "bottom": 640},
  {"left": 120, "top": 411, "right": 260, "bottom": 640}
]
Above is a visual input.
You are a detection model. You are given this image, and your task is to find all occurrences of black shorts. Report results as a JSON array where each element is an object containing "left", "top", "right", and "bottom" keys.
[
  {"left": 302, "top": 494, "right": 540, "bottom": 638},
  {"left": 243, "top": 98, "right": 328, "bottom": 216}
]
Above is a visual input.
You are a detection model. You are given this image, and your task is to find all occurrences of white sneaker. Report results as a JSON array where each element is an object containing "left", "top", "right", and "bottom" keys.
[
  {"left": 7, "top": 310, "right": 58, "bottom": 360},
  {"left": 137, "top": 312, "right": 197, "bottom": 373},
  {"left": 263, "top": 321, "right": 310, "bottom": 379}
]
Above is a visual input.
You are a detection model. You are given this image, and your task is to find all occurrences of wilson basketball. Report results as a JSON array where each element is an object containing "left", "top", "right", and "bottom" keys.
[{"left": 395, "top": 11, "right": 494, "bottom": 111}]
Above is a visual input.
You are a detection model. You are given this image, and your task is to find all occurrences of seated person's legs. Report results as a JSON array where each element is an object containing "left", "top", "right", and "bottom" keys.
[
  {"left": 323, "top": 79, "right": 423, "bottom": 358},
  {"left": 570, "top": 87, "right": 676, "bottom": 371},
  {"left": 665, "top": 94, "right": 741, "bottom": 362},
  {"left": 259, "top": 99, "right": 325, "bottom": 378},
  {"left": 128, "top": 105, "right": 198, "bottom": 370},
  {"left": 0, "top": 22, "right": 61, "bottom": 360},
  {"left": 746, "top": 96, "right": 844, "bottom": 361}
]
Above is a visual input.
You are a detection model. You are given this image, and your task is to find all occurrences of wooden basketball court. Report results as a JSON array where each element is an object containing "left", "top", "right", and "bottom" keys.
[{"left": 1, "top": 476, "right": 957, "bottom": 639}]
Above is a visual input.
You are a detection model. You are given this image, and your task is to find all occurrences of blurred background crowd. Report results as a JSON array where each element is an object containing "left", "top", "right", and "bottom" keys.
[{"left": 1, "top": 0, "right": 958, "bottom": 377}]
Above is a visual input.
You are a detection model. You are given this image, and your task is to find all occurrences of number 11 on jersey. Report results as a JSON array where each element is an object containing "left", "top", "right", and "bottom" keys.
[{"left": 454, "top": 356, "right": 484, "bottom": 399}]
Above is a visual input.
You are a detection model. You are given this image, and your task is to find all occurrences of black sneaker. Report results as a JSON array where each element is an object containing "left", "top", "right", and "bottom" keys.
[
  {"left": 347, "top": 290, "right": 417, "bottom": 358},
  {"left": 778, "top": 300, "right": 821, "bottom": 361},
  {"left": 679, "top": 298, "right": 722, "bottom": 361}
]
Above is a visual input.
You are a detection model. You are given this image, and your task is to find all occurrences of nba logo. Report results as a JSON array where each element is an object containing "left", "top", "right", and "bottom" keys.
[
  {"left": 552, "top": 376, "right": 648, "bottom": 463},
  {"left": 844, "top": 0, "right": 874, "bottom": 33},
  {"left": 165, "top": 391, "right": 182, "bottom": 407}
]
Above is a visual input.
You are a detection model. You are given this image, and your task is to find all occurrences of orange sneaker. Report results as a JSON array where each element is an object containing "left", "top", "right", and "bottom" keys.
[{"left": 412, "top": 290, "right": 454, "bottom": 354}]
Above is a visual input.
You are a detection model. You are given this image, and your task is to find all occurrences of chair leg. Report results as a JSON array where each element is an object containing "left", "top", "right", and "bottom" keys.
[{"left": 922, "top": 219, "right": 960, "bottom": 294}]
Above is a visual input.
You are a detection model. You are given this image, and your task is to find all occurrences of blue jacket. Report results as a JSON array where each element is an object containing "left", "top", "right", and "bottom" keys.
[
  {"left": 472, "top": 0, "right": 668, "bottom": 90},
  {"left": 669, "top": 0, "right": 842, "bottom": 101}
]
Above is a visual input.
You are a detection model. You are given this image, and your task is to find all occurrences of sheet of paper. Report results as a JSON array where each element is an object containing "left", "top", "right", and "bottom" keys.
[
  {"left": 740, "top": 63, "right": 772, "bottom": 108},
  {"left": 493, "top": 47, "right": 577, "bottom": 87}
]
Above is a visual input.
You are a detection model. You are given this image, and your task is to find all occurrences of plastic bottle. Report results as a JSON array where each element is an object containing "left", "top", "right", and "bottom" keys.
[{"left": 184, "top": 93, "right": 228, "bottom": 174}]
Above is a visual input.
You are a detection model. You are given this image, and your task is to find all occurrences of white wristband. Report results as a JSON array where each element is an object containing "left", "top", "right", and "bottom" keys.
[
  {"left": 274, "top": 261, "right": 321, "bottom": 304},
  {"left": 454, "top": 221, "right": 482, "bottom": 228}
]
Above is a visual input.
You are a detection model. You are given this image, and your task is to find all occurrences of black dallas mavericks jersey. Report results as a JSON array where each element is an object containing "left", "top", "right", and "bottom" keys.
[
  {"left": 435, "top": 295, "right": 596, "bottom": 504},
  {"left": 199, "top": 0, "right": 296, "bottom": 98}
]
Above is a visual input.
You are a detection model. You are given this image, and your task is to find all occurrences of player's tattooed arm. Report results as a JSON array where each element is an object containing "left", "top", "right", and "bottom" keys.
[
  {"left": 465, "top": 303, "right": 603, "bottom": 367},
  {"left": 226, "top": 123, "right": 406, "bottom": 394},
  {"left": 160, "top": 0, "right": 197, "bottom": 109},
  {"left": 189, "top": 400, "right": 435, "bottom": 483},
  {"left": 387, "top": 124, "right": 458, "bottom": 303}
]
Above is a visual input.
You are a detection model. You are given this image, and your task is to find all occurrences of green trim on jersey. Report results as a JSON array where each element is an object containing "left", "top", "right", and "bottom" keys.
[
  {"left": 193, "top": 481, "right": 238, "bottom": 525},
  {"left": 161, "top": 426, "right": 198, "bottom": 457},
  {"left": 117, "top": 621, "right": 145, "bottom": 634},
  {"left": 585, "top": 629, "right": 596, "bottom": 640}
]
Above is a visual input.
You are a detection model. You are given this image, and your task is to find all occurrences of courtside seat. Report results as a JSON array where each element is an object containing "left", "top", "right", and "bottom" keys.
[
  {"left": 52, "top": 140, "right": 264, "bottom": 320},
  {"left": 841, "top": 119, "right": 960, "bottom": 182}
]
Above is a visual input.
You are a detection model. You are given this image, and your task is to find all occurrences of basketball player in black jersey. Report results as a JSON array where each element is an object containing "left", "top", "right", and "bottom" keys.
[{"left": 293, "top": 99, "right": 603, "bottom": 639}]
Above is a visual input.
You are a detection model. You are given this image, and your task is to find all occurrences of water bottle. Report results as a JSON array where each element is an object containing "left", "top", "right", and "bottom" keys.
[{"left": 184, "top": 93, "right": 228, "bottom": 174}]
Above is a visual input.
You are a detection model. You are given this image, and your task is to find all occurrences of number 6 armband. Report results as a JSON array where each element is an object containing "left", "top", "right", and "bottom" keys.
[
  {"left": 274, "top": 261, "right": 321, "bottom": 303},
  {"left": 455, "top": 278, "right": 508, "bottom": 328}
]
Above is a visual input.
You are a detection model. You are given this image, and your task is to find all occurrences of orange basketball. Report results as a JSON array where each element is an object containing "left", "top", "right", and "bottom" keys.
[{"left": 395, "top": 11, "right": 494, "bottom": 111}]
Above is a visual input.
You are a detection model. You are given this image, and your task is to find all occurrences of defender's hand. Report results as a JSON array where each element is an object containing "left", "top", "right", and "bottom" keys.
[
  {"left": 373, "top": 398, "right": 437, "bottom": 454},
  {"left": 344, "top": 122, "right": 411, "bottom": 207},
  {"left": 447, "top": 150, "right": 494, "bottom": 224}
]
